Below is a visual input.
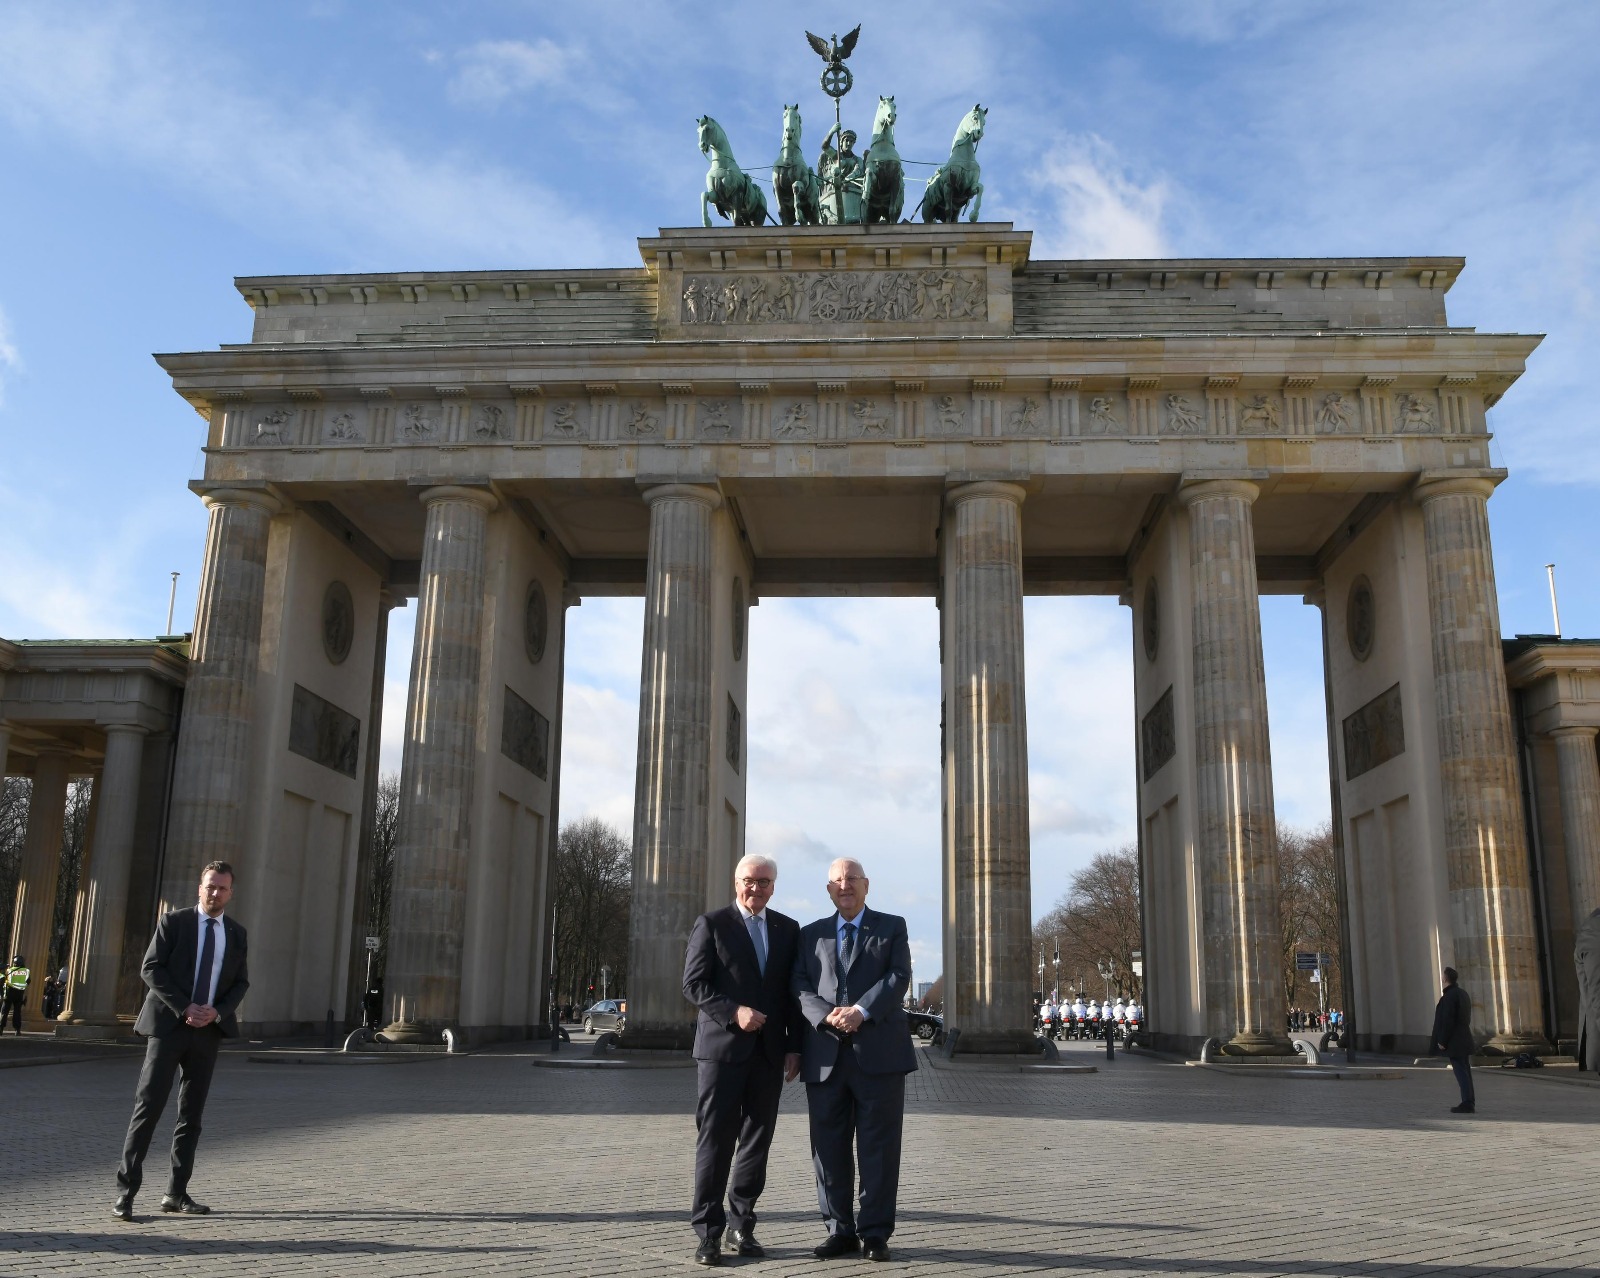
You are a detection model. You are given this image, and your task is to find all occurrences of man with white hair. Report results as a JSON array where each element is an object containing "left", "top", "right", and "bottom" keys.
[
  {"left": 792, "top": 857, "right": 918, "bottom": 1263},
  {"left": 682, "top": 854, "right": 802, "bottom": 1266}
]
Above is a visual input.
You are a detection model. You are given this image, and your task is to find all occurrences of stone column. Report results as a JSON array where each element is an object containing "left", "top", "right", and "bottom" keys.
[
  {"left": 159, "top": 488, "right": 279, "bottom": 910},
  {"left": 1178, "top": 477, "right": 1294, "bottom": 1055},
  {"left": 625, "top": 484, "right": 721, "bottom": 1049},
  {"left": 9, "top": 750, "right": 72, "bottom": 1019},
  {"left": 58, "top": 725, "right": 146, "bottom": 1033},
  {"left": 945, "top": 481, "right": 1036, "bottom": 1053},
  {"left": 383, "top": 487, "right": 497, "bottom": 1042},
  {"left": 1414, "top": 473, "right": 1547, "bottom": 1053},
  {"left": 345, "top": 589, "right": 396, "bottom": 1026},
  {"left": 1549, "top": 726, "right": 1600, "bottom": 932}
]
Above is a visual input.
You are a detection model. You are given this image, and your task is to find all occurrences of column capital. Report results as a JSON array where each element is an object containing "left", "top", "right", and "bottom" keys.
[
  {"left": 1177, "top": 475, "right": 1259, "bottom": 507},
  {"left": 1303, "top": 584, "right": 1328, "bottom": 609},
  {"left": 197, "top": 486, "right": 283, "bottom": 516},
  {"left": 640, "top": 482, "right": 722, "bottom": 511},
  {"left": 945, "top": 480, "right": 1026, "bottom": 508},
  {"left": 1548, "top": 724, "right": 1600, "bottom": 743},
  {"left": 417, "top": 484, "right": 498, "bottom": 513},
  {"left": 99, "top": 722, "right": 149, "bottom": 739},
  {"left": 1412, "top": 469, "right": 1506, "bottom": 506}
]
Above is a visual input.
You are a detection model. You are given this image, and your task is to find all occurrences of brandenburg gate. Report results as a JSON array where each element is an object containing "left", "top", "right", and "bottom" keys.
[{"left": 147, "top": 220, "right": 1556, "bottom": 1056}]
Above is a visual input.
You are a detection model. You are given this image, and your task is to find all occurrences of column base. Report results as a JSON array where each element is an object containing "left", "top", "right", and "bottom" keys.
[
  {"left": 1482, "top": 1031, "right": 1555, "bottom": 1057},
  {"left": 951, "top": 1029, "right": 1041, "bottom": 1055},
  {"left": 54, "top": 1018, "right": 136, "bottom": 1041},
  {"left": 1221, "top": 1031, "right": 1299, "bottom": 1057},
  {"left": 617, "top": 1024, "right": 696, "bottom": 1051},
  {"left": 381, "top": 1020, "right": 446, "bottom": 1045}
]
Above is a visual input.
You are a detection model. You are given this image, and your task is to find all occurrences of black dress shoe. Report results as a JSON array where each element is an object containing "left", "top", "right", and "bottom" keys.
[
  {"left": 694, "top": 1237, "right": 723, "bottom": 1266},
  {"left": 160, "top": 1194, "right": 210, "bottom": 1214},
  {"left": 813, "top": 1233, "right": 860, "bottom": 1258},
  {"left": 112, "top": 1193, "right": 135, "bottom": 1221},
  {"left": 726, "top": 1229, "right": 765, "bottom": 1257},
  {"left": 863, "top": 1237, "right": 891, "bottom": 1262},
  {"left": 1450, "top": 1103, "right": 1476, "bottom": 1114}
]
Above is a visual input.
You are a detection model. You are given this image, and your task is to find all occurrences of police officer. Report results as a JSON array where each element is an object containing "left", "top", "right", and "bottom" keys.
[{"left": 3, "top": 954, "right": 30, "bottom": 1034}]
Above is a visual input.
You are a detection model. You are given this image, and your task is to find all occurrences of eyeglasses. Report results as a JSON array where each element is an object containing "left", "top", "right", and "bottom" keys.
[
  {"left": 737, "top": 877, "right": 774, "bottom": 889},
  {"left": 830, "top": 875, "right": 864, "bottom": 886}
]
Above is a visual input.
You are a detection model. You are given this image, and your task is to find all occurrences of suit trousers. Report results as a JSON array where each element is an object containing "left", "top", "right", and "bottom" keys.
[
  {"left": 806, "top": 1045, "right": 906, "bottom": 1241},
  {"left": 692, "top": 1053, "right": 785, "bottom": 1240},
  {"left": 118, "top": 1023, "right": 223, "bottom": 1197},
  {"left": 1449, "top": 1054, "right": 1476, "bottom": 1108}
]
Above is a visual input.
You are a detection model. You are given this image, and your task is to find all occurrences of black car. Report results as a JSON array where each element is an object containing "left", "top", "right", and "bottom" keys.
[
  {"left": 582, "top": 999, "right": 626, "bottom": 1034},
  {"left": 906, "top": 1010, "right": 942, "bottom": 1041}
]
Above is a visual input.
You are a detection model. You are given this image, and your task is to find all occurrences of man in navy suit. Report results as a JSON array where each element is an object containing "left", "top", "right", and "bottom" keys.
[
  {"left": 114, "top": 861, "right": 250, "bottom": 1221},
  {"left": 682, "top": 854, "right": 802, "bottom": 1266},
  {"left": 792, "top": 857, "right": 918, "bottom": 1263}
]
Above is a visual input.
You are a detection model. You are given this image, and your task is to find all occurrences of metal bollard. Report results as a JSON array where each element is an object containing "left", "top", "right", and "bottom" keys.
[{"left": 1105, "top": 1026, "right": 1115, "bottom": 1060}]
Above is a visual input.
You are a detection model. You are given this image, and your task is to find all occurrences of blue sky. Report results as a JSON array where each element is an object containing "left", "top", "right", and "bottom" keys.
[{"left": 1, "top": 2, "right": 1596, "bottom": 980}]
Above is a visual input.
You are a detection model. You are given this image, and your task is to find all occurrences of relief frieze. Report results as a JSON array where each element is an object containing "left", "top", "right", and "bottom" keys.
[
  {"left": 1343, "top": 682, "right": 1404, "bottom": 780},
  {"left": 680, "top": 268, "right": 985, "bottom": 326}
]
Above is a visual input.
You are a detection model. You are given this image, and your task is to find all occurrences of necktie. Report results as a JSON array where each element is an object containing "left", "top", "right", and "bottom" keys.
[
  {"left": 841, "top": 921, "right": 856, "bottom": 968},
  {"left": 192, "top": 918, "right": 216, "bottom": 1007},
  {"left": 746, "top": 914, "right": 767, "bottom": 975}
]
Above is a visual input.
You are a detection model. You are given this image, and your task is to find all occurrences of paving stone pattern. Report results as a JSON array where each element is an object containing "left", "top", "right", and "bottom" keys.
[{"left": 3, "top": 1037, "right": 1598, "bottom": 1276}]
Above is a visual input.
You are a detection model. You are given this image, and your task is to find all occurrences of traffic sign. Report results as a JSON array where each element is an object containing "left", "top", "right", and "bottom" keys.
[
  {"left": 365, "top": 936, "right": 381, "bottom": 952},
  {"left": 1295, "top": 951, "right": 1320, "bottom": 970}
]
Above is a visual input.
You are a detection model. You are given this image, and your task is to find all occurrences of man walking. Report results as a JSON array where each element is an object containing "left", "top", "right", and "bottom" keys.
[
  {"left": 2, "top": 954, "right": 29, "bottom": 1034},
  {"left": 1432, "top": 966, "right": 1475, "bottom": 1114},
  {"left": 114, "top": 861, "right": 249, "bottom": 1220},
  {"left": 682, "top": 854, "right": 802, "bottom": 1266},
  {"left": 792, "top": 858, "right": 918, "bottom": 1263}
]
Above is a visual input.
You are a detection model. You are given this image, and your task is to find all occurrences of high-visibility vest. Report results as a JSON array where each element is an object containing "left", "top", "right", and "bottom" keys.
[{"left": 4, "top": 965, "right": 29, "bottom": 992}]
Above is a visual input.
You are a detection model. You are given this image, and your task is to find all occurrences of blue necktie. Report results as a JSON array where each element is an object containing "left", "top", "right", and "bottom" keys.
[
  {"left": 746, "top": 914, "right": 767, "bottom": 975},
  {"left": 192, "top": 918, "right": 216, "bottom": 1007}
]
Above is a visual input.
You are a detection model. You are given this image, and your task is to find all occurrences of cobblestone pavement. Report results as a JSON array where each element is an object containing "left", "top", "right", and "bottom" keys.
[{"left": 3, "top": 1035, "right": 1598, "bottom": 1277}]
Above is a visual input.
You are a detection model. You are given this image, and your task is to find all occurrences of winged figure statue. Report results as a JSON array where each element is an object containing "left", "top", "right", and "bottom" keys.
[{"left": 805, "top": 25, "right": 860, "bottom": 66}]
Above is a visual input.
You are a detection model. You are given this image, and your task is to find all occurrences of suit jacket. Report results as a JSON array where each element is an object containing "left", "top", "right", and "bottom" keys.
[
  {"left": 792, "top": 906, "right": 918, "bottom": 1081},
  {"left": 134, "top": 907, "right": 250, "bottom": 1038},
  {"left": 682, "top": 905, "right": 802, "bottom": 1064},
  {"left": 1431, "top": 982, "right": 1473, "bottom": 1058}
]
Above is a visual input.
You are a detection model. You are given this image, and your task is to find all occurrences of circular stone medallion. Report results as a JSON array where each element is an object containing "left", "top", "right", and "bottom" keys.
[
  {"left": 321, "top": 581, "right": 355, "bottom": 665},
  {"left": 1347, "top": 575, "right": 1376, "bottom": 662},
  {"left": 524, "top": 580, "right": 548, "bottom": 664},
  {"left": 1142, "top": 578, "right": 1160, "bottom": 662},
  {"left": 731, "top": 577, "right": 746, "bottom": 662}
]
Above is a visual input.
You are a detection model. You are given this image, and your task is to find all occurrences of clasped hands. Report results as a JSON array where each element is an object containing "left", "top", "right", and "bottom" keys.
[
  {"left": 826, "top": 1005, "right": 864, "bottom": 1034},
  {"left": 183, "top": 1003, "right": 219, "bottom": 1027}
]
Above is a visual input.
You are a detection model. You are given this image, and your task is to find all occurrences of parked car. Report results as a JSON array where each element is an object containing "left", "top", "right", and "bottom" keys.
[
  {"left": 582, "top": 999, "right": 627, "bottom": 1034},
  {"left": 906, "top": 1010, "right": 942, "bottom": 1041}
]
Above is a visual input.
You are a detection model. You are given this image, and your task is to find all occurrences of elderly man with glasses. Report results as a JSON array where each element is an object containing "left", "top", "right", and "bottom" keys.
[{"left": 682, "top": 853, "right": 803, "bottom": 1266}]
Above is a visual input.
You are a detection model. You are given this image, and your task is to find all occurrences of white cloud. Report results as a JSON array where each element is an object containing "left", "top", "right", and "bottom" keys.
[
  {"left": 0, "top": 10, "right": 606, "bottom": 265},
  {"left": 449, "top": 38, "right": 576, "bottom": 106},
  {"left": 1027, "top": 135, "right": 1172, "bottom": 259},
  {"left": 0, "top": 303, "right": 19, "bottom": 407}
]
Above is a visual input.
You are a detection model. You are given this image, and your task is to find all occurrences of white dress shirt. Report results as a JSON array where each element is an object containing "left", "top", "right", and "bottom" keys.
[
  {"left": 833, "top": 910, "right": 869, "bottom": 1020},
  {"left": 735, "top": 902, "right": 768, "bottom": 971},
  {"left": 193, "top": 911, "right": 227, "bottom": 1006}
]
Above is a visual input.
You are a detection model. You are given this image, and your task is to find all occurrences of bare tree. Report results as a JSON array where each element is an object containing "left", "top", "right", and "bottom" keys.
[
  {"left": 551, "top": 817, "right": 631, "bottom": 1013},
  {"left": 364, "top": 771, "right": 401, "bottom": 986},
  {"left": 48, "top": 779, "right": 95, "bottom": 976},
  {"left": 1035, "top": 845, "right": 1143, "bottom": 1002},
  {"left": 0, "top": 777, "right": 31, "bottom": 938},
  {"left": 920, "top": 974, "right": 943, "bottom": 1013},
  {"left": 1278, "top": 821, "right": 1343, "bottom": 1015}
]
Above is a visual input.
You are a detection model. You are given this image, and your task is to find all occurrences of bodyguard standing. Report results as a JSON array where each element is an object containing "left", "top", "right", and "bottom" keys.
[
  {"left": 682, "top": 854, "right": 802, "bottom": 1266},
  {"left": 2, "top": 954, "right": 29, "bottom": 1033},
  {"left": 792, "top": 857, "right": 918, "bottom": 1263},
  {"left": 1431, "top": 966, "right": 1475, "bottom": 1114},
  {"left": 114, "top": 861, "right": 249, "bottom": 1220}
]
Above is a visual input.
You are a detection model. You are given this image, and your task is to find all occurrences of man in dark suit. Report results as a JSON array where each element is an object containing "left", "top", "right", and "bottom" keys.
[
  {"left": 114, "top": 860, "right": 249, "bottom": 1220},
  {"left": 792, "top": 857, "right": 918, "bottom": 1263},
  {"left": 682, "top": 853, "right": 802, "bottom": 1266},
  {"left": 1431, "top": 965, "right": 1475, "bottom": 1114}
]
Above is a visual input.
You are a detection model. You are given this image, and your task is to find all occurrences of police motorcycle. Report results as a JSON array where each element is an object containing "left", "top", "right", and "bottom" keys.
[{"left": 1123, "top": 1002, "right": 1143, "bottom": 1043}]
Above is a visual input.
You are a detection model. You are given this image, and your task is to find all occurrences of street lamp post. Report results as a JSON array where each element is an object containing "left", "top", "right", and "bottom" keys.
[{"left": 600, "top": 965, "right": 611, "bottom": 1001}]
